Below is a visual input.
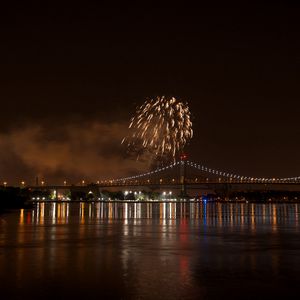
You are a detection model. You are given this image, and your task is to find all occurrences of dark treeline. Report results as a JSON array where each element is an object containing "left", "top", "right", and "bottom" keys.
[
  {"left": 1, "top": 187, "right": 300, "bottom": 204},
  {"left": 71, "top": 190, "right": 161, "bottom": 201},
  {"left": 212, "top": 191, "right": 300, "bottom": 202},
  {"left": 0, "top": 187, "right": 31, "bottom": 211},
  {"left": 102, "top": 190, "right": 161, "bottom": 201}
]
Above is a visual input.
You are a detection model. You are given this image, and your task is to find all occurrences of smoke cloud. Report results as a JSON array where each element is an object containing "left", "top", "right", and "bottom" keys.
[{"left": 0, "top": 122, "right": 150, "bottom": 185}]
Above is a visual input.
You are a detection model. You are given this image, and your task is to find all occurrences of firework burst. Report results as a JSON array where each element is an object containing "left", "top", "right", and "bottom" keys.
[{"left": 122, "top": 96, "right": 193, "bottom": 160}]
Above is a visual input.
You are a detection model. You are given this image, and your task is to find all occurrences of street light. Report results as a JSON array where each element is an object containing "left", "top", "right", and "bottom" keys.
[
  {"left": 64, "top": 180, "right": 67, "bottom": 186},
  {"left": 3, "top": 181, "right": 7, "bottom": 187},
  {"left": 41, "top": 181, "right": 45, "bottom": 186},
  {"left": 21, "top": 181, "right": 25, "bottom": 187}
]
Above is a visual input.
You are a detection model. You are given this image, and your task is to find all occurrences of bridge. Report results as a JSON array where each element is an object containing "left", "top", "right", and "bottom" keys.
[{"left": 27, "top": 159, "right": 300, "bottom": 199}]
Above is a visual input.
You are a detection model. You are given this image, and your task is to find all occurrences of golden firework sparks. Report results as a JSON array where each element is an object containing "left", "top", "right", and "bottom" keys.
[{"left": 122, "top": 96, "right": 193, "bottom": 159}]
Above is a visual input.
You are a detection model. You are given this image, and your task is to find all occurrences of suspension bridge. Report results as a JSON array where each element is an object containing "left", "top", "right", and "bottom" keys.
[{"left": 27, "top": 158, "right": 300, "bottom": 199}]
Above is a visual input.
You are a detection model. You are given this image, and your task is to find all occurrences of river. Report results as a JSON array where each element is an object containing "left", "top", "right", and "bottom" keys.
[{"left": 1, "top": 202, "right": 300, "bottom": 299}]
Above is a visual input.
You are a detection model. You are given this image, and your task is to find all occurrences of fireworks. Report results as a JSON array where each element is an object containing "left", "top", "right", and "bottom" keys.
[{"left": 122, "top": 96, "right": 193, "bottom": 160}]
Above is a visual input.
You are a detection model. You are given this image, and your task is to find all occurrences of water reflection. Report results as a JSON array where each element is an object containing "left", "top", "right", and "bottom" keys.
[
  {"left": 1, "top": 202, "right": 300, "bottom": 299},
  {"left": 20, "top": 202, "right": 300, "bottom": 228}
]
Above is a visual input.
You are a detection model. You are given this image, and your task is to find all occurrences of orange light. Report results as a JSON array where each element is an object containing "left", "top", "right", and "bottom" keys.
[{"left": 180, "top": 153, "right": 188, "bottom": 161}]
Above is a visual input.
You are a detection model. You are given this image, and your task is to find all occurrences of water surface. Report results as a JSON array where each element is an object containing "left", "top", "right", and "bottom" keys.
[{"left": 1, "top": 202, "right": 300, "bottom": 299}]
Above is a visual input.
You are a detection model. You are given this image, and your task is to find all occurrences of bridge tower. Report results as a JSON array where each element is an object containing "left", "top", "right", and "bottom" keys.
[{"left": 179, "top": 153, "right": 188, "bottom": 198}]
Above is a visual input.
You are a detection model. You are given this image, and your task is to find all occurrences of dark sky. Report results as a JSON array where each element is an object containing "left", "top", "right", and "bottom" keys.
[{"left": 0, "top": 2, "right": 299, "bottom": 184}]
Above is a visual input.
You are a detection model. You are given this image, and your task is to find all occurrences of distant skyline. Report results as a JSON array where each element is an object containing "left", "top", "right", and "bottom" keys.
[{"left": 0, "top": 2, "right": 299, "bottom": 184}]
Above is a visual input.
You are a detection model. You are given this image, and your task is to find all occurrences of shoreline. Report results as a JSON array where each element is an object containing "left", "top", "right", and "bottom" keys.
[{"left": 31, "top": 199, "right": 300, "bottom": 204}]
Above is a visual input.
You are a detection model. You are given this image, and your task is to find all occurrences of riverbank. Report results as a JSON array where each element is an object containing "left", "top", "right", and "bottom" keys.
[
  {"left": 0, "top": 187, "right": 32, "bottom": 213},
  {"left": 31, "top": 198, "right": 300, "bottom": 204},
  {"left": 2, "top": 186, "right": 300, "bottom": 210}
]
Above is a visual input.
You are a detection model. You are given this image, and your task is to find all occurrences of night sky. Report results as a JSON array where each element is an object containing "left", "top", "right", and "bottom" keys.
[{"left": 0, "top": 2, "right": 299, "bottom": 184}]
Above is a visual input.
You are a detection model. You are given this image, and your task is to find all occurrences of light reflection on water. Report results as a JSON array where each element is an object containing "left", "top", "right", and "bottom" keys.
[
  {"left": 20, "top": 202, "right": 300, "bottom": 228},
  {"left": 1, "top": 202, "right": 300, "bottom": 300}
]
